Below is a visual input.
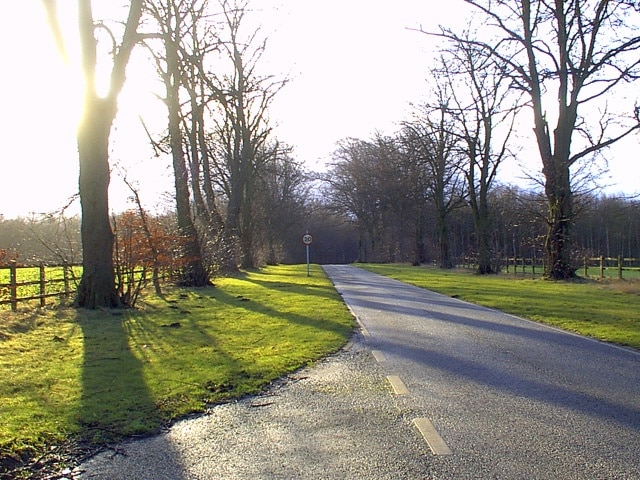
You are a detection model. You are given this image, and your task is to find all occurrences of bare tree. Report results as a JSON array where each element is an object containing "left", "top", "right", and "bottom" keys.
[
  {"left": 436, "top": 40, "right": 521, "bottom": 274},
  {"left": 323, "top": 138, "right": 386, "bottom": 262},
  {"left": 324, "top": 135, "right": 423, "bottom": 263},
  {"left": 250, "top": 142, "right": 310, "bottom": 265},
  {"left": 206, "top": 0, "right": 286, "bottom": 269},
  {"left": 43, "top": 1, "right": 144, "bottom": 308},
  {"left": 401, "top": 88, "right": 466, "bottom": 268},
  {"left": 145, "top": 0, "right": 211, "bottom": 286},
  {"left": 434, "top": 0, "right": 640, "bottom": 278}
]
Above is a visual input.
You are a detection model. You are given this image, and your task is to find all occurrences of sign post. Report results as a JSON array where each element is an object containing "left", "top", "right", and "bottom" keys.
[{"left": 302, "top": 233, "right": 313, "bottom": 276}]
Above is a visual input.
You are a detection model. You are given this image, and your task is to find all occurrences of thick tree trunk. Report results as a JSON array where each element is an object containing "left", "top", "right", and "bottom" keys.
[
  {"left": 436, "top": 195, "right": 453, "bottom": 269},
  {"left": 240, "top": 180, "right": 256, "bottom": 269},
  {"left": 436, "top": 204, "right": 453, "bottom": 269},
  {"left": 474, "top": 197, "right": 495, "bottom": 275},
  {"left": 412, "top": 207, "right": 428, "bottom": 266},
  {"left": 171, "top": 143, "right": 209, "bottom": 286},
  {"left": 476, "top": 221, "right": 494, "bottom": 275},
  {"left": 72, "top": 0, "right": 143, "bottom": 309},
  {"left": 74, "top": 98, "right": 120, "bottom": 308},
  {"left": 543, "top": 162, "right": 576, "bottom": 279}
]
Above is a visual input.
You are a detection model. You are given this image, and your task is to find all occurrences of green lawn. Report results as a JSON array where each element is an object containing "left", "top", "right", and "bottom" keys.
[
  {"left": 0, "top": 264, "right": 354, "bottom": 477},
  {"left": 359, "top": 263, "right": 640, "bottom": 350}
]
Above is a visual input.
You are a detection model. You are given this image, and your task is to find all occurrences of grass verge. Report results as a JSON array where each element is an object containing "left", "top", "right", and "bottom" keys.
[
  {"left": 359, "top": 263, "right": 640, "bottom": 351},
  {"left": 0, "top": 264, "right": 354, "bottom": 478}
]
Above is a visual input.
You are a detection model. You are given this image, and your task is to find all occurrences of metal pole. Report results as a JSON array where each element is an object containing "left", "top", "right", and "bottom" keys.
[{"left": 306, "top": 245, "right": 310, "bottom": 276}]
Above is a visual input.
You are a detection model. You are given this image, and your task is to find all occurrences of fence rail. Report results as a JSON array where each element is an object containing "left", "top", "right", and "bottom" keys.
[
  {"left": 1, "top": 262, "right": 177, "bottom": 311},
  {"left": 3, "top": 255, "right": 639, "bottom": 312},
  {"left": 0, "top": 261, "right": 79, "bottom": 311},
  {"left": 458, "top": 255, "right": 640, "bottom": 279}
]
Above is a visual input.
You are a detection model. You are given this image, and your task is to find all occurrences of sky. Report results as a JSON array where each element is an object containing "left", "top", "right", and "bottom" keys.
[{"left": 0, "top": 1, "right": 638, "bottom": 220}]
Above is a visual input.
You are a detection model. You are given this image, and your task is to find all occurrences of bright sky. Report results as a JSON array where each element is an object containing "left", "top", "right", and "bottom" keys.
[{"left": 0, "top": 1, "right": 638, "bottom": 219}]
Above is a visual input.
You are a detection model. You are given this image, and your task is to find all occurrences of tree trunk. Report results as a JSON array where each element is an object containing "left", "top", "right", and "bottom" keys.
[
  {"left": 436, "top": 202, "right": 453, "bottom": 269},
  {"left": 413, "top": 207, "right": 428, "bottom": 266},
  {"left": 476, "top": 217, "right": 494, "bottom": 274},
  {"left": 240, "top": 176, "right": 256, "bottom": 269},
  {"left": 74, "top": 97, "right": 120, "bottom": 308},
  {"left": 543, "top": 162, "right": 575, "bottom": 279},
  {"left": 472, "top": 188, "right": 495, "bottom": 275},
  {"left": 72, "top": 0, "right": 143, "bottom": 308},
  {"left": 165, "top": 33, "right": 210, "bottom": 287}
]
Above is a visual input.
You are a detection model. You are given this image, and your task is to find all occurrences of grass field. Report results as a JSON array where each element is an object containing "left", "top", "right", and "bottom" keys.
[
  {"left": 360, "top": 263, "right": 640, "bottom": 350},
  {"left": 0, "top": 264, "right": 354, "bottom": 477}
]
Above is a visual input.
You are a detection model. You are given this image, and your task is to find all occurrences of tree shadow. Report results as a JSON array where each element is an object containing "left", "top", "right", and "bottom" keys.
[
  {"left": 77, "top": 310, "right": 164, "bottom": 445},
  {"left": 373, "top": 334, "right": 640, "bottom": 429},
  {"left": 326, "top": 267, "right": 640, "bottom": 429}
]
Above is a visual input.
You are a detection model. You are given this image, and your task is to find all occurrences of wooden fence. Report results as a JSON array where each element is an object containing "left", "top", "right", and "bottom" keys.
[
  {"left": 3, "top": 255, "right": 638, "bottom": 311},
  {"left": 458, "top": 255, "right": 640, "bottom": 279},
  {"left": 1, "top": 262, "right": 177, "bottom": 311},
  {"left": 0, "top": 261, "right": 78, "bottom": 312}
]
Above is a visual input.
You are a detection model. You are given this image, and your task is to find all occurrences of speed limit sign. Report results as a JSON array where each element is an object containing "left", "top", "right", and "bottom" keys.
[{"left": 302, "top": 234, "right": 313, "bottom": 245}]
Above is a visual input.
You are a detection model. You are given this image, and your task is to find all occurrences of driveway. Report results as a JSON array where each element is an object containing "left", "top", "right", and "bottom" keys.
[{"left": 76, "top": 265, "right": 640, "bottom": 479}]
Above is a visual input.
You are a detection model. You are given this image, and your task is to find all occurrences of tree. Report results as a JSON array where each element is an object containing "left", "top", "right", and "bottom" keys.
[
  {"left": 44, "top": 1, "right": 145, "bottom": 307},
  {"left": 253, "top": 142, "right": 310, "bottom": 265},
  {"left": 401, "top": 92, "right": 466, "bottom": 268},
  {"left": 324, "top": 138, "right": 387, "bottom": 262},
  {"left": 206, "top": 0, "right": 285, "bottom": 269},
  {"left": 324, "top": 135, "right": 422, "bottom": 263},
  {"left": 145, "top": 0, "right": 211, "bottom": 286},
  {"left": 444, "top": 0, "right": 640, "bottom": 278},
  {"left": 437, "top": 40, "right": 520, "bottom": 274}
]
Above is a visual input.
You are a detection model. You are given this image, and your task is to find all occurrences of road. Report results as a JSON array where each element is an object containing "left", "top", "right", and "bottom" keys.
[
  {"left": 324, "top": 265, "right": 640, "bottom": 479},
  {"left": 77, "top": 265, "right": 640, "bottom": 479}
]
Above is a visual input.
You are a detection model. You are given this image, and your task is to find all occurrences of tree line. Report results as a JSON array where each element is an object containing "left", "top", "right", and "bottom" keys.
[
  {"left": 41, "top": 0, "right": 317, "bottom": 307},
  {"left": 34, "top": 0, "right": 640, "bottom": 308},
  {"left": 2, "top": 182, "right": 639, "bottom": 272},
  {"left": 320, "top": 136, "right": 640, "bottom": 267}
]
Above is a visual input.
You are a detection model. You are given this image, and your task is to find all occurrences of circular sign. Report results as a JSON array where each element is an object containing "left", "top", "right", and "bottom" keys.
[{"left": 302, "top": 234, "right": 313, "bottom": 245}]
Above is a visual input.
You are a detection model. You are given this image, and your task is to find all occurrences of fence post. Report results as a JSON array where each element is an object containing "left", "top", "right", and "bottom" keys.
[
  {"left": 618, "top": 255, "right": 623, "bottom": 280},
  {"left": 9, "top": 260, "right": 17, "bottom": 312},
  {"left": 63, "top": 264, "right": 70, "bottom": 299},
  {"left": 584, "top": 257, "right": 588, "bottom": 277},
  {"left": 39, "top": 264, "right": 46, "bottom": 308},
  {"left": 600, "top": 255, "right": 605, "bottom": 279}
]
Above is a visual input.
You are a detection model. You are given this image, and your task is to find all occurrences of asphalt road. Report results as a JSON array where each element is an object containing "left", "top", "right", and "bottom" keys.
[
  {"left": 76, "top": 265, "right": 640, "bottom": 479},
  {"left": 325, "top": 265, "right": 640, "bottom": 479}
]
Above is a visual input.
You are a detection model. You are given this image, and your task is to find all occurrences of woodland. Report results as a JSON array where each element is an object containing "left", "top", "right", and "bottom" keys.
[{"left": 8, "top": 0, "right": 640, "bottom": 308}]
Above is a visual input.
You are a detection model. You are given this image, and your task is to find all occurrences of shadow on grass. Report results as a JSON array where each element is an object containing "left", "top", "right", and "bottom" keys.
[
  {"left": 78, "top": 311, "right": 164, "bottom": 445},
  {"left": 76, "top": 309, "right": 192, "bottom": 478},
  {"left": 213, "top": 286, "right": 353, "bottom": 340}
]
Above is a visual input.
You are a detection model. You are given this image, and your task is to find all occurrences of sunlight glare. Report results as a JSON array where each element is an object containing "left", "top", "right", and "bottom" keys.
[{"left": 1, "top": 3, "right": 83, "bottom": 218}]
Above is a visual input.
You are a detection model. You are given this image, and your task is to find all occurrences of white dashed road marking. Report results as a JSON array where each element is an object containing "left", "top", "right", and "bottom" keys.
[
  {"left": 372, "top": 350, "right": 386, "bottom": 362},
  {"left": 386, "top": 375, "right": 410, "bottom": 395},
  {"left": 413, "top": 418, "right": 453, "bottom": 455}
]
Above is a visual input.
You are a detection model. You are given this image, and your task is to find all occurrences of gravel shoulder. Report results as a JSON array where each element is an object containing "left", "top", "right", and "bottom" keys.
[{"left": 74, "top": 334, "right": 434, "bottom": 479}]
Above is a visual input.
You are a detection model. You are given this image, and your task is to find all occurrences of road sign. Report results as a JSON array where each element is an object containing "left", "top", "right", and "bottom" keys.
[{"left": 303, "top": 234, "right": 313, "bottom": 276}]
